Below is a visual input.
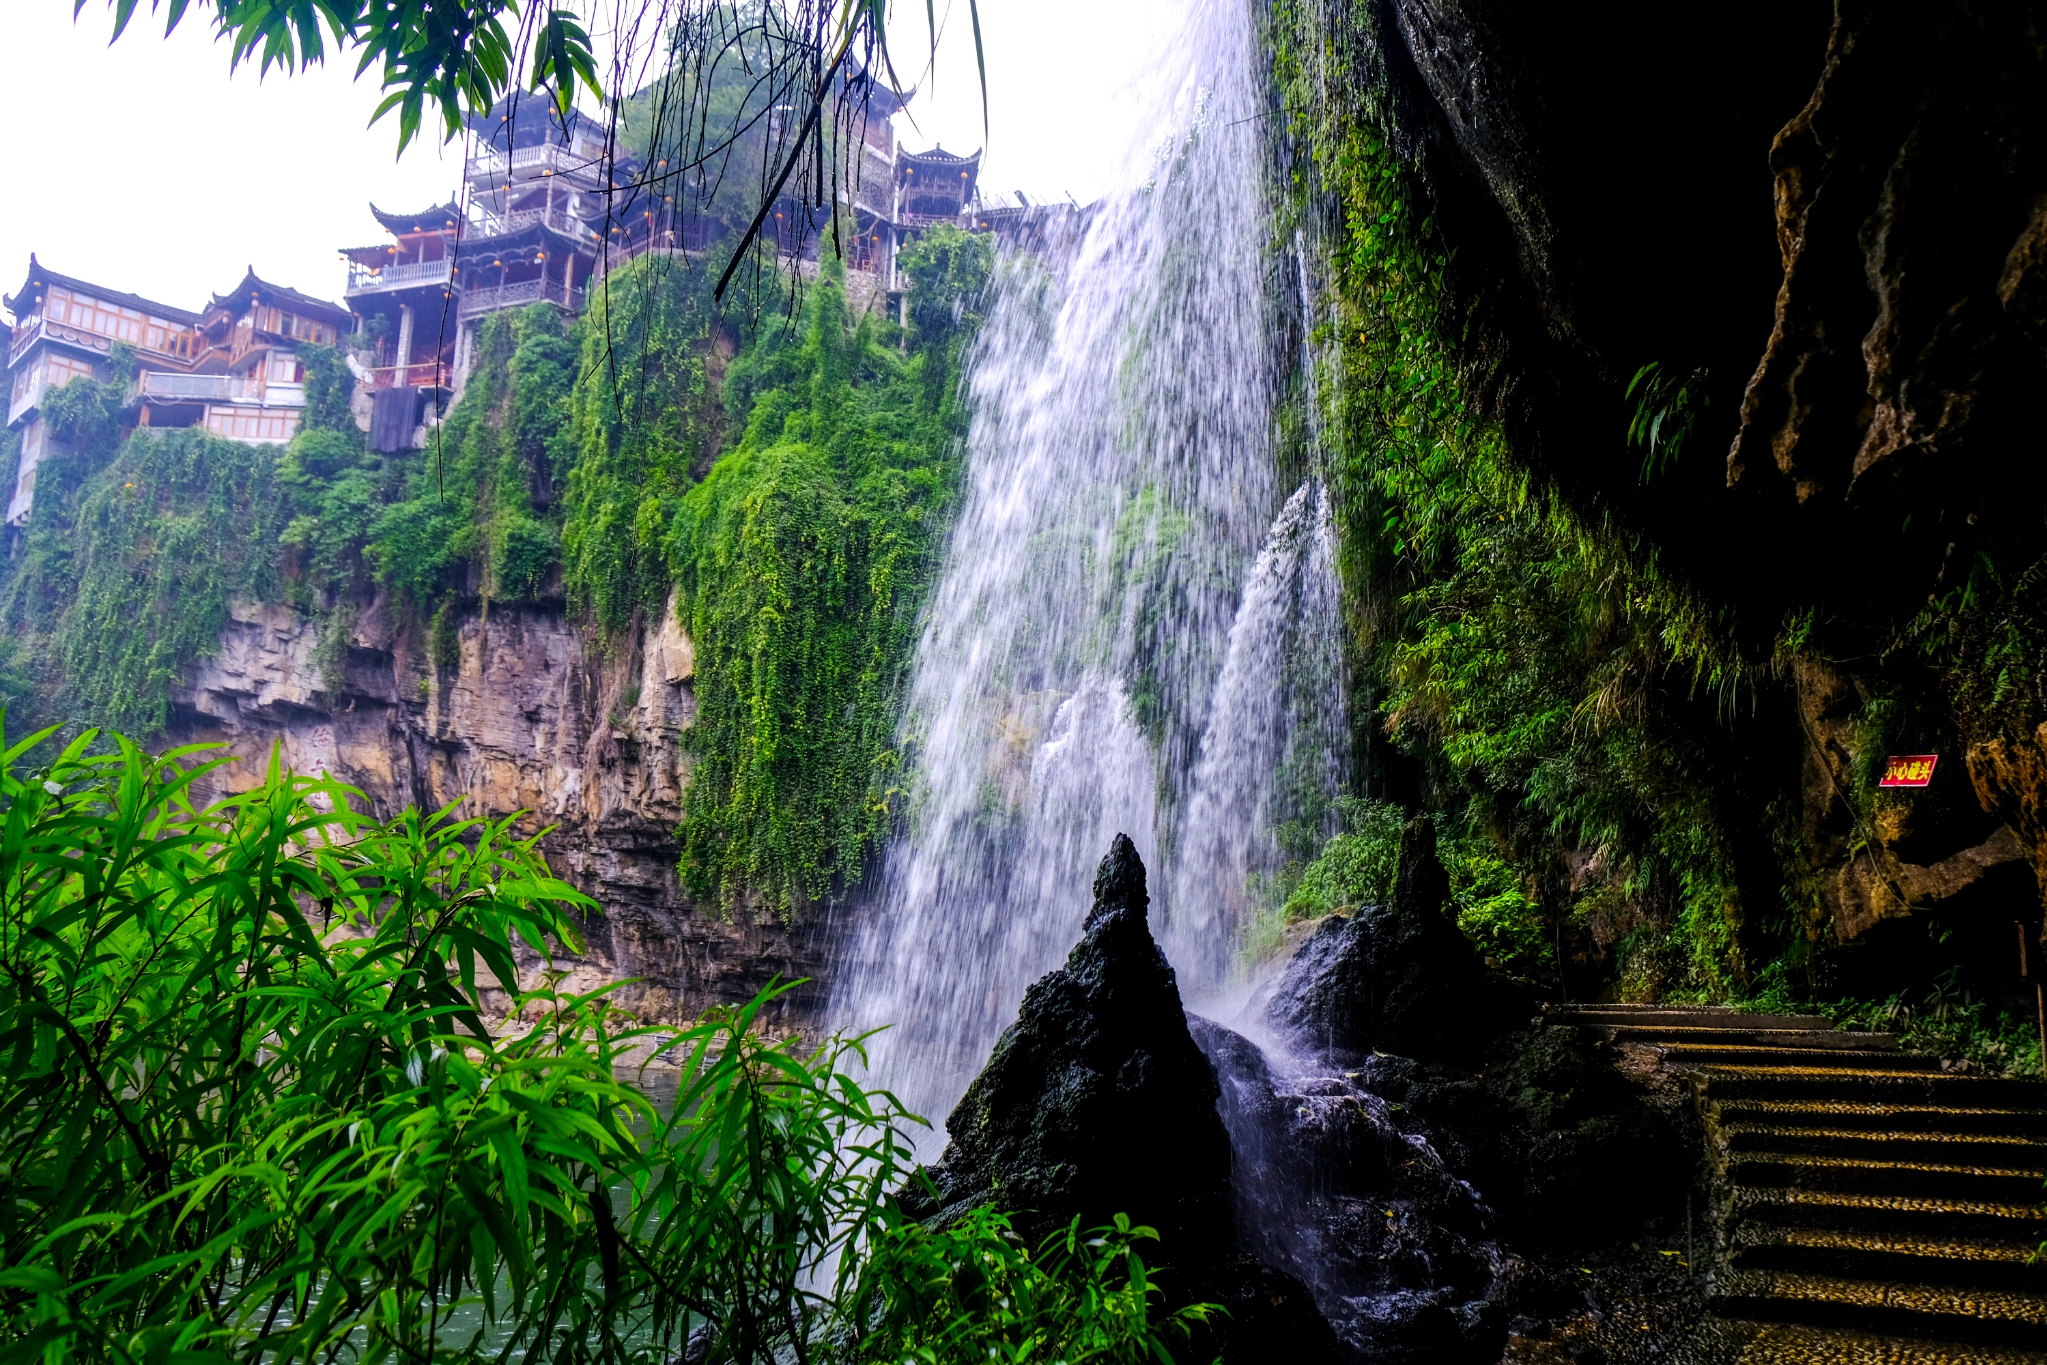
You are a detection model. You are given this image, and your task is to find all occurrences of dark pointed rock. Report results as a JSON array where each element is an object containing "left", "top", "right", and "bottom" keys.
[
  {"left": 905, "top": 833, "right": 1231, "bottom": 1254},
  {"left": 906, "top": 835, "right": 1341, "bottom": 1363}
]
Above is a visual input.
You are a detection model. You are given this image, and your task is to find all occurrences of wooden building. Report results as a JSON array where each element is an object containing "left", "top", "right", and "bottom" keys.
[
  {"left": 3, "top": 258, "right": 345, "bottom": 526},
  {"left": 339, "top": 99, "right": 627, "bottom": 410}
]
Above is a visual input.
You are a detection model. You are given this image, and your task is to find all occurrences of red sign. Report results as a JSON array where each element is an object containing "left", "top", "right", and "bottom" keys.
[{"left": 1878, "top": 754, "right": 1939, "bottom": 788}]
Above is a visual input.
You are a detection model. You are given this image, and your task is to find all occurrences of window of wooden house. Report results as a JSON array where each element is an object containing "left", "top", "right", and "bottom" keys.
[
  {"left": 11, "top": 350, "right": 99, "bottom": 410},
  {"left": 267, "top": 352, "right": 302, "bottom": 383},
  {"left": 205, "top": 406, "right": 299, "bottom": 442},
  {"left": 45, "top": 352, "right": 97, "bottom": 391},
  {"left": 44, "top": 287, "right": 175, "bottom": 347},
  {"left": 9, "top": 358, "right": 41, "bottom": 408}
]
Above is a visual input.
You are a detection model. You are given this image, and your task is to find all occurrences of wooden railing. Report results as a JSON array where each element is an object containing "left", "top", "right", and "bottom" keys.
[
  {"left": 460, "top": 281, "right": 585, "bottom": 317},
  {"left": 363, "top": 362, "right": 446, "bottom": 391},
  {"left": 345, "top": 258, "right": 455, "bottom": 294}
]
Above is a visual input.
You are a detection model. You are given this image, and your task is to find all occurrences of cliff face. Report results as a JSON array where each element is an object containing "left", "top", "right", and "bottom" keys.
[
  {"left": 1297, "top": 0, "right": 2047, "bottom": 991},
  {"left": 163, "top": 591, "right": 828, "bottom": 1031}
]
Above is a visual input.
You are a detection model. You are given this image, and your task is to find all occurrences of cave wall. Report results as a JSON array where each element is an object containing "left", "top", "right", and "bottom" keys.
[
  {"left": 1305, "top": 0, "right": 2047, "bottom": 988},
  {"left": 162, "top": 589, "right": 828, "bottom": 1031}
]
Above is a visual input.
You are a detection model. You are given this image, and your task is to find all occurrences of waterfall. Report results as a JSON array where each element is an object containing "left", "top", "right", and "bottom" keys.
[{"left": 828, "top": 0, "right": 1346, "bottom": 1146}]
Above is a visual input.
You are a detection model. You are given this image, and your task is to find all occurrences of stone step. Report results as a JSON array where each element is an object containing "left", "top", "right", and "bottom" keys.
[
  {"left": 1600, "top": 1024, "right": 1901, "bottom": 1050},
  {"left": 1731, "top": 1223, "right": 2046, "bottom": 1261},
  {"left": 1702, "top": 1071, "right": 2047, "bottom": 1107},
  {"left": 1724, "top": 1125, "right": 2047, "bottom": 1167},
  {"left": 1663, "top": 1043, "right": 1944, "bottom": 1071},
  {"left": 1727, "top": 1186, "right": 2047, "bottom": 1245},
  {"left": 1693, "top": 1320, "right": 2047, "bottom": 1365},
  {"left": 1729, "top": 1228, "right": 2047, "bottom": 1293},
  {"left": 1727, "top": 1151, "right": 2047, "bottom": 1204},
  {"left": 1712, "top": 1099, "right": 2047, "bottom": 1138},
  {"left": 1712, "top": 1268, "right": 2047, "bottom": 1348},
  {"left": 1556, "top": 1006, "right": 1836, "bottom": 1030}
]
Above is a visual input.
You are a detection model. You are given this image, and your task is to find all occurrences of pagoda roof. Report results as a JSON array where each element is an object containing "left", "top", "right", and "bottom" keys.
[
  {"left": 370, "top": 200, "right": 464, "bottom": 236},
  {"left": 899, "top": 145, "right": 981, "bottom": 171},
  {"left": 465, "top": 95, "right": 602, "bottom": 151},
  {"left": 208, "top": 267, "right": 351, "bottom": 325},
  {"left": 841, "top": 61, "right": 913, "bottom": 118},
  {"left": 898, "top": 145, "right": 982, "bottom": 200},
  {"left": 3, "top": 254, "right": 201, "bottom": 326}
]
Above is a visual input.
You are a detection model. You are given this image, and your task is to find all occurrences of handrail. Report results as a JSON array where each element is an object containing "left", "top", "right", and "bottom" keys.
[
  {"left": 465, "top": 144, "right": 606, "bottom": 183},
  {"left": 137, "top": 373, "right": 236, "bottom": 401},
  {"left": 133, "top": 373, "right": 308, "bottom": 407},
  {"left": 471, "top": 206, "right": 596, "bottom": 241},
  {"left": 363, "top": 362, "right": 446, "bottom": 391},
  {"left": 460, "top": 281, "right": 585, "bottom": 318},
  {"left": 345, "top": 258, "right": 455, "bottom": 293}
]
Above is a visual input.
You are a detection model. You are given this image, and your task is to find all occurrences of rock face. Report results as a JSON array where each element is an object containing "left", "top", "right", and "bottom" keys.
[
  {"left": 1193, "top": 1017, "right": 1510, "bottom": 1365},
  {"left": 907, "top": 834, "right": 1338, "bottom": 1362},
  {"left": 1233, "top": 897, "right": 1688, "bottom": 1360},
  {"left": 162, "top": 589, "right": 826, "bottom": 1029},
  {"left": 908, "top": 833, "right": 1233, "bottom": 1250},
  {"left": 1261, "top": 819, "right": 1529, "bottom": 1065}
]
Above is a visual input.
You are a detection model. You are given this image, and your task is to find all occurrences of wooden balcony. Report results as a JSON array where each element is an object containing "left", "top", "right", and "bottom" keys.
[
  {"left": 460, "top": 280, "right": 585, "bottom": 318},
  {"left": 344, "top": 258, "right": 456, "bottom": 296}
]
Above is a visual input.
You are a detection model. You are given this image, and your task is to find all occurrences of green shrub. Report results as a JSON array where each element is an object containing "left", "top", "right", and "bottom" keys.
[
  {"left": 669, "top": 260, "right": 983, "bottom": 914},
  {"left": 0, "top": 725, "right": 1207, "bottom": 1362},
  {"left": 1282, "top": 796, "right": 1406, "bottom": 920},
  {"left": 562, "top": 253, "right": 733, "bottom": 641},
  {"left": 1, "top": 427, "right": 287, "bottom": 736},
  {"left": 1823, "top": 970, "right": 2046, "bottom": 1078},
  {"left": 368, "top": 303, "right": 576, "bottom": 611}
]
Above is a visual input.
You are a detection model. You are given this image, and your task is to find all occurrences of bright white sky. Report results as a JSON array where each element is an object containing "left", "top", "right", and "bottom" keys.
[{"left": 0, "top": 0, "right": 1177, "bottom": 320}]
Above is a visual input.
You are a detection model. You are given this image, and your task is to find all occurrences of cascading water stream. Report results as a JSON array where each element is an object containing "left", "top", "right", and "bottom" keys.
[{"left": 827, "top": 0, "right": 1347, "bottom": 1152}]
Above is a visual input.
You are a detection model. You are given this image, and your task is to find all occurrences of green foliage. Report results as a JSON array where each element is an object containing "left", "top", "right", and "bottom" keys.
[
  {"left": 102, "top": 0, "right": 601, "bottom": 155},
  {"left": 1274, "top": 798, "right": 1549, "bottom": 972},
  {"left": 428, "top": 600, "right": 462, "bottom": 673},
  {"left": 1440, "top": 820, "right": 1550, "bottom": 972},
  {"left": 0, "top": 726, "right": 1206, "bottom": 1363},
  {"left": 295, "top": 340, "right": 357, "bottom": 433},
  {"left": 278, "top": 427, "right": 381, "bottom": 598},
  {"left": 899, "top": 224, "right": 997, "bottom": 350},
  {"left": 368, "top": 303, "right": 576, "bottom": 610},
  {"left": 1272, "top": 0, "right": 1782, "bottom": 994},
  {"left": 1624, "top": 361, "right": 1709, "bottom": 483},
  {"left": 1822, "top": 970, "right": 2046, "bottom": 1079},
  {"left": 1, "top": 426, "right": 285, "bottom": 737},
  {"left": 852, "top": 1208, "right": 1215, "bottom": 1364},
  {"left": 668, "top": 260, "right": 982, "bottom": 913},
  {"left": 1281, "top": 796, "right": 1405, "bottom": 919},
  {"left": 561, "top": 254, "right": 732, "bottom": 641}
]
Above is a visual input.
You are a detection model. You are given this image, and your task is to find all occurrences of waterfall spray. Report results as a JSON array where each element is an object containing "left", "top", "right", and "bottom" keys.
[{"left": 829, "top": 0, "right": 1345, "bottom": 1148}]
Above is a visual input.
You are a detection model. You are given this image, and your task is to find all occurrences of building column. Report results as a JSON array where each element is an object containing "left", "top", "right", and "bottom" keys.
[{"left": 395, "top": 304, "right": 415, "bottom": 374}]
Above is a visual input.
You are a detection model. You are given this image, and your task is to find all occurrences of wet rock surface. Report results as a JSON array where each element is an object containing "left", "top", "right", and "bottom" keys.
[
  {"left": 905, "top": 835, "right": 1340, "bottom": 1362},
  {"left": 1260, "top": 818, "right": 1533, "bottom": 1065},
  {"left": 1202, "top": 829, "right": 1696, "bottom": 1361},
  {"left": 921, "top": 831, "right": 1715, "bottom": 1362}
]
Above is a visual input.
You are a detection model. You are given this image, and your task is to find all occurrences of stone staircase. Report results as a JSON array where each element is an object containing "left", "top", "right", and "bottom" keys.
[{"left": 1556, "top": 1003, "right": 2047, "bottom": 1363}]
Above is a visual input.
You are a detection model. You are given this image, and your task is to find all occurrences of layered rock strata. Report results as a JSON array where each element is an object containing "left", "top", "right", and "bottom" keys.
[{"left": 162, "top": 590, "right": 826, "bottom": 1029}]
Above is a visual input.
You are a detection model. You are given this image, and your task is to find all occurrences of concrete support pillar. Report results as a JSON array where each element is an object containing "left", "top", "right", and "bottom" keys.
[{"left": 396, "top": 304, "right": 415, "bottom": 373}]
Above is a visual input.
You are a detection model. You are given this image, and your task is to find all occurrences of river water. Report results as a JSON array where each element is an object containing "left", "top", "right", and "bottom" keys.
[{"left": 827, "top": 0, "right": 1348, "bottom": 1152}]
